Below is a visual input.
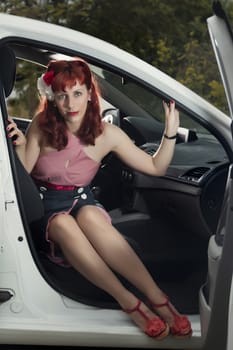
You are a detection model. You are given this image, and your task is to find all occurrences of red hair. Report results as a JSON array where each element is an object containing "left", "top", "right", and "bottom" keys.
[{"left": 37, "top": 58, "right": 103, "bottom": 150}]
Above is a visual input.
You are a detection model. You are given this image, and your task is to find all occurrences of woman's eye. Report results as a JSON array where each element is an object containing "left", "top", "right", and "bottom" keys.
[
  {"left": 74, "top": 91, "right": 82, "bottom": 97},
  {"left": 56, "top": 94, "right": 66, "bottom": 100}
]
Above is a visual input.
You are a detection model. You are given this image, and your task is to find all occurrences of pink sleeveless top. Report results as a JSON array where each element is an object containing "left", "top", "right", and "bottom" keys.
[{"left": 31, "top": 132, "right": 100, "bottom": 186}]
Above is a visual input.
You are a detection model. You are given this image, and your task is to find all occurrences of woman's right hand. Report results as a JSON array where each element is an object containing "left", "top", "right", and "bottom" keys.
[{"left": 7, "top": 118, "right": 26, "bottom": 146}]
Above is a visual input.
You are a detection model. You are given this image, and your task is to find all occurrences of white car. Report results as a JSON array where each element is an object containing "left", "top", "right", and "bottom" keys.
[{"left": 0, "top": 1, "right": 232, "bottom": 349}]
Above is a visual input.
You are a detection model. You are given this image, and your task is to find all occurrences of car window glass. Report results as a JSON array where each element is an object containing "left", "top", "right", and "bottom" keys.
[
  {"left": 92, "top": 66, "right": 217, "bottom": 137},
  {"left": 7, "top": 59, "right": 43, "bottom": 120}
]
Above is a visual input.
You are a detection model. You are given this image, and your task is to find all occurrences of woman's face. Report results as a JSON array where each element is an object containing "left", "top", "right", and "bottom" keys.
[{"left": 54, "top": 80, "right": 91, "bottom": 125}]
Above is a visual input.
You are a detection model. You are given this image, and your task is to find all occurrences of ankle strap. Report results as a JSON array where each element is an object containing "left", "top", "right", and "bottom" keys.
[
  {"left": 123, "top": 299, "right": 149, "bottom": 321},
  {"left": 123, "top": 299, "right": 141, "bottom": 314},
  {"left": 150, "top": 295, "right": 169, "bottom": 308}
]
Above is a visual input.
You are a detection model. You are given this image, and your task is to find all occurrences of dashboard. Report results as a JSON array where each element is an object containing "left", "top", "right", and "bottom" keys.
[{"left": 117, "top": 115, "right": 229, "bottom": 237}]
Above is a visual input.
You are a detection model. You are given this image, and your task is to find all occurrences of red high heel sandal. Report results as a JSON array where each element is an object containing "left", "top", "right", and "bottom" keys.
[
  {"left": 150, "top": 296, "right": 192, "bottom": 338},
  {"left": 123, "top": 299, "right": 169, "bottom": 339}
]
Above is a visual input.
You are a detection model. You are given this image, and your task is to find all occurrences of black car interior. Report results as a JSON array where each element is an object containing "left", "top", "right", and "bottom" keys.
[{"left": 1, "top": 43, "right": 230, "bottom": 316}]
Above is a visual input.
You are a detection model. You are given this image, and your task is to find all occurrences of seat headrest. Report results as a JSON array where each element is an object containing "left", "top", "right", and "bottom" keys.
[{"left": 0, "top": 45, "right": 16, "bottom": 97}]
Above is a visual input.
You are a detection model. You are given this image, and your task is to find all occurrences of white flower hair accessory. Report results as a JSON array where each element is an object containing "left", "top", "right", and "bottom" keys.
[{"left": 37, "top": 70, "right": 55, "bottom": 101}]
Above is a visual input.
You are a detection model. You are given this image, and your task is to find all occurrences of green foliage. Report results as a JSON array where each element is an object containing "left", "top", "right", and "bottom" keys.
[
  {"left": 8, "top": 60, "right": 44, "bottom": 119},
  {"left": 14, "top": 61, "right": 44, "bottom": 118},
  {"left": 1, "top": 0, "right": 233, "bottom": 115}
]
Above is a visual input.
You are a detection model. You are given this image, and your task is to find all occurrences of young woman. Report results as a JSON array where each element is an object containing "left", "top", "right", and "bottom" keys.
[{"left": 7, "top": 58, "right": 192, "bottom": 339}]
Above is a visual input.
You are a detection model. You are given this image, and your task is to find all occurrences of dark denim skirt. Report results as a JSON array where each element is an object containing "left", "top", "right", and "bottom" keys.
[{"left": 39, "top": 184, "right": 101, "bottom": 220}]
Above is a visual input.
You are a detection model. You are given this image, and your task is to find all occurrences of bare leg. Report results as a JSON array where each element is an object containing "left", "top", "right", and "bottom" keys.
[
  {"left": 76, "top": 206, "right": 189, "bottom": 327},
  {"left": 48, "top": 213, "right": 166, "bottom": 334},
  {"left": 77, "top": 206, "right": 165, "bottom": 301}
]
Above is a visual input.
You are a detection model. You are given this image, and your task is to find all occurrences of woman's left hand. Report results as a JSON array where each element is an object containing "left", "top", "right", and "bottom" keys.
[{"left": 163, "top": 100, "right": 180, "bottom": 137}]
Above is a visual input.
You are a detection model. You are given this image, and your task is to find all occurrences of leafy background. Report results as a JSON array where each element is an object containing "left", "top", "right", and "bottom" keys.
[{"left": 1, "top": 0, "right": 233, "bottom": 116}]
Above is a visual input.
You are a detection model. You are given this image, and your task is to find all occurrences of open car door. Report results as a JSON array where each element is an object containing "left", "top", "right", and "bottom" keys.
[{"left": 200, "top": 1, "right": 233, "bottom": 349}]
